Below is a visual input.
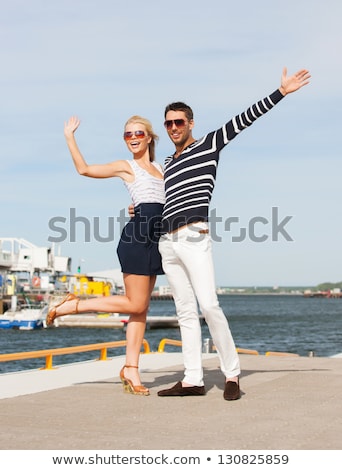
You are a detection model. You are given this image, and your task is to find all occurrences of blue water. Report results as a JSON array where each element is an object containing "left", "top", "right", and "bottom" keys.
[{"left": 1, "top": 295, "right": 341, "bottom": 374}]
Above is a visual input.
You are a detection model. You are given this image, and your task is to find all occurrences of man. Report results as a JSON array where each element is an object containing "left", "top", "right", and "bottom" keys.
[{"left": 156, "top": 67, "right": 310, "bottom": 400}]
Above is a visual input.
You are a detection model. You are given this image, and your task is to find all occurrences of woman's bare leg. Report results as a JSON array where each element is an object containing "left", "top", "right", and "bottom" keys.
[
  {"left": 123, "top": 274, "right": 156, "bottom": 387},
  {"left": 54, "top": 273, "right": 153, "bottom": 317}
]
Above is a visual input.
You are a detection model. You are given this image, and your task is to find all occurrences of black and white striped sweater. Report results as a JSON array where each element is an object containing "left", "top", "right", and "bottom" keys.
[{"left": 162, "top": 89, "right": 284, "bottom": 233}]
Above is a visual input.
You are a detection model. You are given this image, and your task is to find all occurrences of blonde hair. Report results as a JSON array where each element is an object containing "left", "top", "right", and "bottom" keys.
[{"left": 124, "top": 115, "right": 159, "bottom": 162}]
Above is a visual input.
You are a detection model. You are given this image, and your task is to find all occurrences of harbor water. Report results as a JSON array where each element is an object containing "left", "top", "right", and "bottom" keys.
[{"left": 1, "top": 294, "right": 341, "bottom": 374}]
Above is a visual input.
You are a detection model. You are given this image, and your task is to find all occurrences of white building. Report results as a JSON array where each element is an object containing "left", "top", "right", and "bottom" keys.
[
  {"left": 0, "top": 238, "right": 71, "bottom": 275},
  {"left": 0, "top": 238, "right": 71, "bottom": 293}
]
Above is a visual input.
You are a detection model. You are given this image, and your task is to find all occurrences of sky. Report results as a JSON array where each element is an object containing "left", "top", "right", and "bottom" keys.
[{"left": 1, "top": 0, "right": 341, "bottom": 287}]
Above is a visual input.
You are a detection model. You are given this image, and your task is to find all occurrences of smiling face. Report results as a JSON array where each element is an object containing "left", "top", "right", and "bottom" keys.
[
  {"left": 123, "top": 122, "right": 151, "bottom": 155},
  {"left": 164, "top": 110, "right": 194, "bottom": 149}
]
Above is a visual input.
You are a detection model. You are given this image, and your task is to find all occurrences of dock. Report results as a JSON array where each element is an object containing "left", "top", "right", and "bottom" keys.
[
  {"left": 53, "top": 313, "right": 205, "bottom": 329},
  {"left": 0, "top": 351, "right": 341, "bottom": 456},
  {"left": 53, "top": 313, "right": 189, "bottom": 329}
]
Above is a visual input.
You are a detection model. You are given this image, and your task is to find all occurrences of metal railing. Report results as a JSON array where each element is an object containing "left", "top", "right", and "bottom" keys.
[
  {"left": 0, "top": 339, "right": 151, "bottom": 370},
  {"left": 157, "top": 338, "right": 182, "bottom": 352},
  {"left": 157, "top": 338, "right": 260, "bottom": 355},
  {"left": 0, "top": 337, "right": 299, "bottom": 373}
]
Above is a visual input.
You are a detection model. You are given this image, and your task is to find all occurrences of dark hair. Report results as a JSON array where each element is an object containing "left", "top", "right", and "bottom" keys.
[{"left": 164, "top": 102, "right": 193, "bottom": 121}]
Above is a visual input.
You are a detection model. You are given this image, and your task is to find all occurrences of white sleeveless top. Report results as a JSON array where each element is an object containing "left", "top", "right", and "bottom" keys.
[{"left": 123, "top": 160, "right": 165, "bottom": 206}]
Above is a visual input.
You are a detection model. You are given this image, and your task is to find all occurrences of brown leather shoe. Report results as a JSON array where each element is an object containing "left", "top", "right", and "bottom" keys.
[
  {"left": 223, "top": 379, "right": 241, "bottom": 401},
  {"left": 158, "top": 381, "right": 206, "bottom": 397}
]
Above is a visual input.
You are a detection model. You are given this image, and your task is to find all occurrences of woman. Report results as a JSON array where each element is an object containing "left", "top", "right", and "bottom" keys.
[{"left": 47, "top": 115, "right": 165, "bottom": 396}]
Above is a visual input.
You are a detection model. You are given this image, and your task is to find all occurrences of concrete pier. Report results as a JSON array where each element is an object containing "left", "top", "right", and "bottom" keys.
[{"left": 0, "top": 352, "right": 341, "bottom": 451}]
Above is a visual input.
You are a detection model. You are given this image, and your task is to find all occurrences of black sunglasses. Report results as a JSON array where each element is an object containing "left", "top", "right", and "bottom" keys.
[{"left": 164, "top": 119, "right": 187, "bottom": 129}]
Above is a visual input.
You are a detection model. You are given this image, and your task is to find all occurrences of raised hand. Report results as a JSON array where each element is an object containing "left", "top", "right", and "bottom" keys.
[
  {"left": 64, "top": 116, "right": 81, "bottom": 138},
  {"left": 279, "top": 67, "right": 311, "bottom": 96}
]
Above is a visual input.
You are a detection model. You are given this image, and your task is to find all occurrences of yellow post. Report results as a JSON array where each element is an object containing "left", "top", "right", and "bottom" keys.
[
  {"left": 142, "top": 339, "right": 151, "bottom": 354},
  {"left": 99, "top": 347, "right": 108, "bottom": 361},
  {"left": 44, "top": 354, "right": 54, "bottom": 370}
]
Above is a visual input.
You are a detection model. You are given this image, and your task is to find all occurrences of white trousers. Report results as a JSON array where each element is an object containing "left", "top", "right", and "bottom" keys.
[{"left": 159, "top": 222, "right": 241, "bottom": 386}]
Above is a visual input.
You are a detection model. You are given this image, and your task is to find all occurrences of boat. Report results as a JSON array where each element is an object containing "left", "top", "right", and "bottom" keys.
[{"left": 0, "top": 304, "right": 48, "bottom": 330}]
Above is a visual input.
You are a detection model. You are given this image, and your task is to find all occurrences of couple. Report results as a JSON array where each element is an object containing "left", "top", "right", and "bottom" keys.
[{"left": 47, "top": 67, "right": 310, "bottom": 400}]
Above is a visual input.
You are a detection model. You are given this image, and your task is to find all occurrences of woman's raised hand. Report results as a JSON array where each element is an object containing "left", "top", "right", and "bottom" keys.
[{"left": 64, "top": 116, "right": 81, "bottom": 138}]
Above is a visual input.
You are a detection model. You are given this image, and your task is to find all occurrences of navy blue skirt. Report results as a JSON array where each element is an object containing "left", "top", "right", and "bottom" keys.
[{"left": 117, "top": 203, "right": 164, "bottom": 276}]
